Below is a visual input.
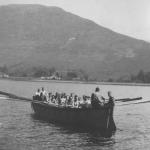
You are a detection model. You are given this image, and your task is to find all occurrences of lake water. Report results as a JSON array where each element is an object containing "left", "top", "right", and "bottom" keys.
[{"left": 0, "top": 79, "right": 150, "bottom": 149}]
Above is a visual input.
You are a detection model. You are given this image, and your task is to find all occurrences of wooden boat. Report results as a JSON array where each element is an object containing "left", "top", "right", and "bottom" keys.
[{"left": 31, "top": 100, "right": 116, "bottom": 132}]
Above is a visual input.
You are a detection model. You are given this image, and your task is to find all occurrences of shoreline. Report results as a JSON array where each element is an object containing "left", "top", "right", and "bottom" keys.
[{"left": 1, "top": 77, "right": 150, "bottom": 87}]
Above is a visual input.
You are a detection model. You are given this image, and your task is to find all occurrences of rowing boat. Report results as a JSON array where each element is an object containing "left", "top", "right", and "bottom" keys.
[{"left": 31, "top": 100, "right": 116, "bottom": 132}]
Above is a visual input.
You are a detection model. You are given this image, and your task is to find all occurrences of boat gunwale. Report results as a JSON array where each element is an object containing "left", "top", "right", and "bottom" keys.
[{"left": 31, "top": 100, "right": 112, "bottom": 112}]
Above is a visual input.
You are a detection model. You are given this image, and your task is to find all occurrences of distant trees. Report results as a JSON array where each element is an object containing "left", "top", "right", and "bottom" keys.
[
  {"left": 65, "top": 69, "right": 89, "bottom": 81},
  {"left": 130, "top": 70, "right": 150, "bottom": 83},
  {"left": 106, "top": 69, "right": 150, "bottom": 83},
  {"left": 32, "top": 67, "right": 47, "bottom": 77},
  {"left": 31, "top": 67, "right": 57, "bottom": 77},
  {"left": 3, "top": 66, "right": 89, "bottom": 81},
  {"left": 0, "top": 65, "right": 8, "bottom": 73},
  {"left": 31, "top": 68, "right": 150, "bottom": 83},
  {"left": 3, "top": 64, "right": 150, "bottom": 83},
  {"left": 0, "top": 66, "right": 56, "bottom": 77},
  {"left": 107, "top": 78, "right": 114, "bottom": 82},
  {"left": 136, "top": 70, "right": 145, "bottom": 82},
  {"left": 66, "top": 71, "right": 78, "bottom": 80},
  {"left": 115, "top": 70, "right": 150, "bottom": 83}
]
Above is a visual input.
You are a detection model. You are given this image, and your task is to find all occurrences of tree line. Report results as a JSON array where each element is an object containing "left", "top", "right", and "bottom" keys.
[
  {"left": 0, "top": 65, "right": 90, "bottom": 81},
  {"left": 1, "top": 65, "right": 150, "bottom": 83},
  {"left": 108, "top": 70, "right": 150, "bottom": 83}
]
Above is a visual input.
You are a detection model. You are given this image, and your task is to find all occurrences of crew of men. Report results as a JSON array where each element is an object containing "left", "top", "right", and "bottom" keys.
[{"left": 33, "top": 87, "right": 115, "bottom": 108}]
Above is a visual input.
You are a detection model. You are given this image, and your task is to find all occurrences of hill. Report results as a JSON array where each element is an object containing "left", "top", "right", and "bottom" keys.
[{"left": 0, "top": 4, "right": 150, "bottom": 80}]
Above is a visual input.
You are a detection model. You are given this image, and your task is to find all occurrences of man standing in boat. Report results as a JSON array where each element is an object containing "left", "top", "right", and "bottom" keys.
[
  {"left": 91, "top": 87, "right": 105, "bottom": 108},
  {"left": 107, "top": 91, "right": 115, "bottom": 106},
  {"left": 95, "top": 87, "right": 105, "bottom": 104}
]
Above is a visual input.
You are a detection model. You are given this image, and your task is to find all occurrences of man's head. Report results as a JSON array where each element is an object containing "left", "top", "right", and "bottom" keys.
[
  {"left": 42, "top": 87, "right": 44, "bottom": 91},
  {"left": 108, "top": 91, "right": 112, "bottom": 97},
  {"left": 95, "top": 87, "right": 100, "bottom": 92}
]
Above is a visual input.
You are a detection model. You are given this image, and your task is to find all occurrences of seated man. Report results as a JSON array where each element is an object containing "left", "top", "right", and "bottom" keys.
[
  {"left": 61, "top": 96, "right": 66, "bottom": 106},
  {"left": 34, "top": 89, "right": 41, "bottom": 101},
  {"left": 73, "top": 95, "right": 79, "bottom": 108},
  {"left": 40, "top": 87, "right": 48, "bottom": 101},
  {"left": 67, "top": 95, "right": 73, "bottom": 106}
]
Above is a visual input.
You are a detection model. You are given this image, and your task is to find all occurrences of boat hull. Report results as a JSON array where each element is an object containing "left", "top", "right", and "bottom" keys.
[{"left": 31, "top": 101, "right": 116, "bottom": 132}]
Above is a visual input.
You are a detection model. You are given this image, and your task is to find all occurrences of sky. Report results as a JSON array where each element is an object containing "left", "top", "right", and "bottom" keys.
[{"left": 0, "top": 0, "right": 149, "bottom": 41}]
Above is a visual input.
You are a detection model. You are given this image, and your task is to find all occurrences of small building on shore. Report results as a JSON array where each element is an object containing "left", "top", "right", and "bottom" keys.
[{"left": 0, "top": 72, "right": 9, "bottom": 78}]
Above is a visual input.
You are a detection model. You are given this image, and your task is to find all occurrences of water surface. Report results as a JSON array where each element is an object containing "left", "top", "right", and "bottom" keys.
[{"left": 0, "top": 79, "right": 150, "bottom": 149}]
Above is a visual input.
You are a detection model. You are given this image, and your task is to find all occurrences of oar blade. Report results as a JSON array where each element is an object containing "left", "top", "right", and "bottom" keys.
[{"left": 116, "top": 97, "right": 142, "bottom": 102}]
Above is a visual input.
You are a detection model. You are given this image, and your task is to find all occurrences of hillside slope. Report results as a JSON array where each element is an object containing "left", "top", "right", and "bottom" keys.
[{"left": 0, "top": 4, "right": 150, "bottom": 80}]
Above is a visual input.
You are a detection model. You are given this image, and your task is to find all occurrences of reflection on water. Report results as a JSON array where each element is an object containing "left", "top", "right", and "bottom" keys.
[
  {"left": 31, "top": 114, "right": 116, "bottom": 149},
  {"left": 31, "top": 113, "right": 115, "bottom": 138}
]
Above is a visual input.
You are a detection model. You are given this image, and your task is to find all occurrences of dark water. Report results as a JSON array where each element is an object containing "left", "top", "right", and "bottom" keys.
[
  {"left": 0, "top": 80, "right": 150, "bottom": 149},
  {"left": 0, "top": 100, "right": 115, "bottom": 150}
]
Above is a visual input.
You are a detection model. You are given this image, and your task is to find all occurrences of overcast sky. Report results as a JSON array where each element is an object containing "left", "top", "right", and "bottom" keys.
[{"left": 0, "top": 0, "right": 149, "bottom": 41}]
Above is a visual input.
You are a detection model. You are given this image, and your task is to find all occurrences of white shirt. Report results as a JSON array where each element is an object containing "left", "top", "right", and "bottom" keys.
[
  {"left": 95, "top": 91, "right": 104, "bottom": 103},
  {"left": 35, "top": 91, "right": 40, "bottom": 96},
  {"left": 61, "top": 98, "right": 66, "bottom": 104},
  {"left": 41, "top": 90, "right": 47, "bottom": 96}
]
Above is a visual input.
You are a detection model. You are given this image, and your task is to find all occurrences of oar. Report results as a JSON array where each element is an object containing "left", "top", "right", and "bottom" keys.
[
  {"left": 118, "top": 100, "right": 150, "bottom": 106},
  {"left": 0, "top": 91, "right": 32, "bottom": 102},
  {"left": 115, "top": 97, "right": 142, "bottom": 102}
]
